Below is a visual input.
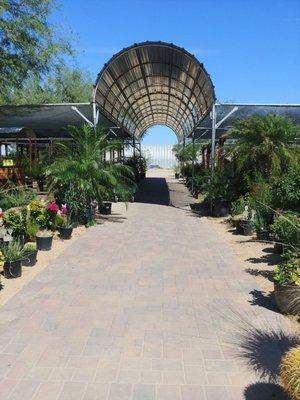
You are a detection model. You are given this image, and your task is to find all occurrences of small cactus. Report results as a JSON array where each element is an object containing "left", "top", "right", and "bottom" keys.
[{"left": 280, "top": 345, "right": 300, "bottom": 400}]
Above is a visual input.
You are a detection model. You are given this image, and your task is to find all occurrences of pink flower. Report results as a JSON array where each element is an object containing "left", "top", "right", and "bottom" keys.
[
  {"left": 47, "top": 202, "right": 59, "bottom": 213},
  {"left": 60, "top": 204, "right": 68, "bottom": 215}
]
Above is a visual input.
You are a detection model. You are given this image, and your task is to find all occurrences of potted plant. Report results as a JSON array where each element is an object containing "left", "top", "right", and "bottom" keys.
[
  {"left": 174, "top": 166, "right": 180, "bottom": 179},
  {"left": 22, "top": 242, "right": 38, "bottom": 267},
  {"left": 25, "top": 221, "right": 40, "bottom": 242},
  {"left": 254, "top": 213, "right": 270, "bottom": 241},
  {"left": 233, "top": 205, "right": 254, "bottom": 236},
  {"left": 58, "top": 215, "right": 73, "bottom": 240},
  {"left": 202, "top": 171, "right": 230, "bottom": 217},
  {"left": 271, "top": 213, "right": 300, "bottom": 254},
  {"left": 36, "top": 230, "right": 53, "bottom": 251},
  {"left": 1, "top": 240, "right": 25, "bottom": 278},
  {"left": 99, "top": 201, "right": 112, "bottom": 215},
  {"left": 280, "top": 345, "right": 300, "bottom": 400},
  {"left": 273, "top": 251, "right": 300, "bottom": 315},
  {"left": 3, "top": 209, "right": 27, "bottom": 244}
]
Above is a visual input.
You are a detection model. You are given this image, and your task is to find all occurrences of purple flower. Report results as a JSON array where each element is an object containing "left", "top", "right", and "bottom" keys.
[{"left": 61, "top": 204, "right": 68, "bottom": 215}]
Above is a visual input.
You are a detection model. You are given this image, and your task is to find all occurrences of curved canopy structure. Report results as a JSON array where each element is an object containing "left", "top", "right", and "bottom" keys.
[{"left": 93, "top": 41, "right": 215, "bottom": 139}]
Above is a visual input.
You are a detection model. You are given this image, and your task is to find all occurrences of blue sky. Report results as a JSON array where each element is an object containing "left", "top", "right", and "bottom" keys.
[{"left": 52, "top": 0, "right": 300, "bottom": 144}]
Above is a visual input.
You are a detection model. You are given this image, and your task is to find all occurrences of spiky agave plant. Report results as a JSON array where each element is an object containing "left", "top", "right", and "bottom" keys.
[{"left": 280, "top": 345, "right": 300, "bottom": 400}]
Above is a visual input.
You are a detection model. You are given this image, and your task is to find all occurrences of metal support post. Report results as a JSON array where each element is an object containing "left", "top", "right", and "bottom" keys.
[
  {"left": 191, "top": 131, "right": 195, "bottom": 194},
  {"left": 210, "top": 102, "right": 217, "bottom": 214}
]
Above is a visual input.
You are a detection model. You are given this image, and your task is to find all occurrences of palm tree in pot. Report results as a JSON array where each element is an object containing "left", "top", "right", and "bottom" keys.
[{"left": 47, "top": 124, "right": 134, "bottom": 223}]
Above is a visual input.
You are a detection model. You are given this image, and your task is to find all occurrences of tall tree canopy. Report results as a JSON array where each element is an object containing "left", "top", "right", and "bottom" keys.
[
  {"left": 1, "top": 67, "right": 93, "bottom": 104},
  {"left": 0, "top": 0, "right": 72, "bottom": 99}
]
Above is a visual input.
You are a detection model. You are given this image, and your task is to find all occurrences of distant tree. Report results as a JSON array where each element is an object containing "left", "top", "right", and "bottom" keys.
[
  {"left": 0, "top": 0, "right": 72, "bottom": 99},
  {"left": 172, "top": 141, "right": 204, "bottom": 163},
  {"left": 1, "top": 67, "right": 93, "bottom": 104}
]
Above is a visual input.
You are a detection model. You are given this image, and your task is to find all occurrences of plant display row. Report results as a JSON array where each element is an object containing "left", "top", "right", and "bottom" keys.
[
  {"left": 174, "top": 114, "right": 300, "bottom": 317},
  {"left": 0, "top": 124, "right": 146, "bottom": 284}
]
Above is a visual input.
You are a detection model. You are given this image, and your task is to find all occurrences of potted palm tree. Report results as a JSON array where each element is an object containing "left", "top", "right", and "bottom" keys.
[
  {"left": 2, "top": 240, "right": 25, "bottom": 278},
  {"left": 47, "top": 124, "right": 134, "bottom": 224}
]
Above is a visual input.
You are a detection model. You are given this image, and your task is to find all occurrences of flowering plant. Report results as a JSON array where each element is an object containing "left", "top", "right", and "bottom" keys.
[
  {"left": 46, "top": 202, "right": 59, "bottom": 213},
  {"left": 60, "top": 203, "right": 68, "bottom": 215}
]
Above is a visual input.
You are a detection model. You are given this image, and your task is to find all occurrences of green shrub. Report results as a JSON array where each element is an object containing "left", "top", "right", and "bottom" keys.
[
  {"left": 231, "top": 195, "right": 251, "bottom": 216},
  {"left": 202, "top": 170, "right": 230, "bottom": 201},
  {"left": 25, "top": 221, "right": 40, "bottom": 241},
  {"left": 271, "top": 165, "right": 300, "bottom": 212},
  {"left": 0, "top": 187, "right": 35, "bottom": 211},
  {"left": 3, "top": 209, "right": 27, "bottom": 236},
  {"left": 274, "top": 251, "right": 300, "bottom": 286},
  {"left": 271, "top": 213, "right": 300, "bottom": 248}
]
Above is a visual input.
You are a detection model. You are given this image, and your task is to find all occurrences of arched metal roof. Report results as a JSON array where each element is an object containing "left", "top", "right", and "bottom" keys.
[{"left": 93, "top": 41, "right": 215, "bottom": 139}]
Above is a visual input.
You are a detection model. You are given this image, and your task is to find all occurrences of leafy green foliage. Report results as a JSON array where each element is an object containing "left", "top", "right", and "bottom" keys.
[
  {"left": 25, "top": 220, "right": 39, "bottom": 241},
  {"left": 172, "top": 142, "right": 202, "bottom": 163},
  {"left": 1, "top": 240, "right": 25, "bottom": 262},
  {"left": 124, "top": 156, "right": 147, "bottom": 182},
  {"left": 0, "top": 0, "right": 72, "bottom": 101},
  {"left": 3, "top": 208, "right": 27, "bottom": 236},
  {"left": 0, "top": 186, "right": 35, "bottom": 211},
  {"left": 274, "top": 251, "right": 300, "bottom": 286},
  {"left": 3, "top": 67, "right": 93, "bottom": 104},
  {"left": 47, "top": 124, "right": 134, "bottom": 221},
  {"left": 271, "top": 213, "right": 300, "bottom": 248},
  {"left": 228, "top": 114, "right": 299, "bottom": 179},
  {"left": 202, "top": 170, "right": 231, "bottom": 201},
  {"left": 23, "top": 242, "right": 37, "bottom": 253},
  {"left": 271, "top": 165, "right": 300, "bottom": 212}
]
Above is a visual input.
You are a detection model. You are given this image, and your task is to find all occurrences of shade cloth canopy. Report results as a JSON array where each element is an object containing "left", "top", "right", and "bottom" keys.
[
  {"left": 93, "top": 41, "right": 215, "bottom": 139},
  {"left": 194, "top": 103, "right": 300, "bottom": 139}
]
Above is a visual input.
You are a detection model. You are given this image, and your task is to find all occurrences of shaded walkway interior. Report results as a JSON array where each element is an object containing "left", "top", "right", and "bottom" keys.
[{"left": 0, "top": 171, "right": 292, "bottom": 400}]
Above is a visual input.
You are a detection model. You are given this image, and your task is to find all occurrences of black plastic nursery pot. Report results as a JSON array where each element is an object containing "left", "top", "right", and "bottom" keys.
[
  {"left": 3, "top": 260, "right": 22, "bottom": 278},
  {"left": 256, "top": 230, "right": 270, "bottom": 241},
  {"left": 36, "top": 235, "right": 53, "bottom": 251},
  {"left": 241, "top": 220, "right": 253, "bottom": 235},
  {"left": 235, "top": 220, "right": 244, "bottom": 234},
  {"left": 22, "top": 251, "right": 38, "bottom": 267},
  {"left": 274, "top": 283, "right": 300, "bottom": 315},
  {"left": 236, "top": 219, "right": 253, "bottom": 235},
  {"left": 213, "top": 199, "right": 229, "bottom": 217},
  {"left": 59, "top": 227, "right": 73, "bottom": 240},
  {"left": 175, "top": 173, "right": 180, "bottom": 179},
  {"left": 37, "top": 179, "right": 45, "bottom": 192},
  {"left": 274, "top": 242, "right": 286, "bottom": 254},
  {"left": 99, "top": 202, "right": 112, "bottom": 215}
]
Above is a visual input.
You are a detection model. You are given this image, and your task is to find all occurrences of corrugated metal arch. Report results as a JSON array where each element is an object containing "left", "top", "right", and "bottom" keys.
[{"left": 93, "top": 41, "right": 215, "bottom": 139}]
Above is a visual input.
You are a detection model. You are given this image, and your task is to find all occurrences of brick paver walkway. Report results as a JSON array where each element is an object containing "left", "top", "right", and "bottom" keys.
[{"left": 0, "top": 171, "right": 291, "bottom": 400}]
